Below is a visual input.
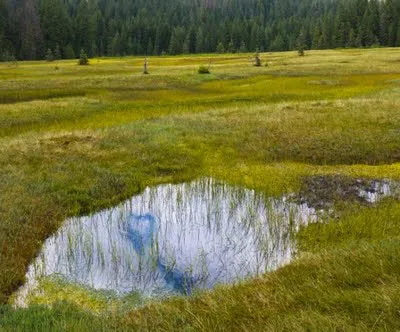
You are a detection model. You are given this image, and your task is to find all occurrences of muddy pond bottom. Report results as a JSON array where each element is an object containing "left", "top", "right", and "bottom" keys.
[{"left": 14, "top": 177, "right": 395, "bottom": 306}]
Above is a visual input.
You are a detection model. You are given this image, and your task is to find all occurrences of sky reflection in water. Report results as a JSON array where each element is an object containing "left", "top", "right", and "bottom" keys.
[{"left": 16, "top": 178, "right": 324, "bottom": 305}]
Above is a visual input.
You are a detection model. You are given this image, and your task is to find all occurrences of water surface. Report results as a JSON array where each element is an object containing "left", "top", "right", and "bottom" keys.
[{"left": 15, "top": 177, "right": 397, "bottom": 306}]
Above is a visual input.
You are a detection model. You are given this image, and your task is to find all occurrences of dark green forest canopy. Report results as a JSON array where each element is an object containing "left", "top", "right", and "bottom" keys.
[{"left": 0, "top": 0, "right": 400, "bottom": 60}]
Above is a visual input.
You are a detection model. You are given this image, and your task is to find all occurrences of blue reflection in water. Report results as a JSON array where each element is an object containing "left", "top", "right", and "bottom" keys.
[
  {"left": 127, "top": 213, "right": 194, "bottom": 295},
  {"left": 127, "top": 214, "right": 155, "bottom": 257}
]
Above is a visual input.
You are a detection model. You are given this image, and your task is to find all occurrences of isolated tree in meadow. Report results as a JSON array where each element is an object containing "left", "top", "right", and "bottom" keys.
[
  {"left": 253, "top": 52, "right": 262, "bottom": 66},
  {"left": 78, "top": 49, "right": 89, "bottom": 65}
]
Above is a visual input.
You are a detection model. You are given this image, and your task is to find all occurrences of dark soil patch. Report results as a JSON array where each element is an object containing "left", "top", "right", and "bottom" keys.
[{"left": 298, "top": 175, "right": 395, "bottom": 210}]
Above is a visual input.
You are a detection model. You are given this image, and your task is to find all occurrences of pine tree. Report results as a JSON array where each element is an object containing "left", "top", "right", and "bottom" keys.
[
  {"left": 78, "top": 49, "right": 89, "bottom": 65},
  {"left": 3, "top": 0, "right": 400, "bottom": 60}
]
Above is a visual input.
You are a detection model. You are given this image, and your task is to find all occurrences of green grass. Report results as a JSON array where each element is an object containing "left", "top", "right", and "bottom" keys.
[{"left": 0, "top": 48, "right": 400, "bottom": 331}]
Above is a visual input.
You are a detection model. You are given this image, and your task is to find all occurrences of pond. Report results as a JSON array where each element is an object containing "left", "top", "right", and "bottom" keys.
[{"left": 14, "top": 177, "right": 397, "bottom": 307}]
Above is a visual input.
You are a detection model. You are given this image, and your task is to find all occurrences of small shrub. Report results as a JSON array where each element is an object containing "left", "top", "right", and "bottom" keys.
[
  {"left": 198, "top": 65, "right": 210, "bottom": 74},
  {"left": 78, "top": 49, "right": 89, "bottom": 65},
  {"left": 254, "top": 53, "right": 262, "bottom": 67}
]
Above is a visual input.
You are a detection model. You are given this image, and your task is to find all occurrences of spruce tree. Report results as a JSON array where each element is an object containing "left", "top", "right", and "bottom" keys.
[
  {"left": 2, "top": 0, "right": 400, "bottom": 60},
  {"left": 78, "top": 49, "right": 89, "bottom": 65}
]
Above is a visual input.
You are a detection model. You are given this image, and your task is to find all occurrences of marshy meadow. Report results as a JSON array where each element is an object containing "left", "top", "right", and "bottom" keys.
[{"left": 1, "top": 48, "right": 400, "bottom": 331}]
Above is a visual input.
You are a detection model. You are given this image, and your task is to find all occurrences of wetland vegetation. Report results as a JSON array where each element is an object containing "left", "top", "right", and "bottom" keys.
[{"left": 1, "top": 48, "right": 400, "bottom": 331}]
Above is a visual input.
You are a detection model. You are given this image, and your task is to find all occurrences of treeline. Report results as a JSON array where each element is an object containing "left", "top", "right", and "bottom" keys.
[{"left": 0, "top": 0, "right": 400, "bottom": 61}]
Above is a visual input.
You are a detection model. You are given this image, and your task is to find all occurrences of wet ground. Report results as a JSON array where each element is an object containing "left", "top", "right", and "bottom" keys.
[{"left": 297, "top": 175, "right": 398, "bottom": 210}]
